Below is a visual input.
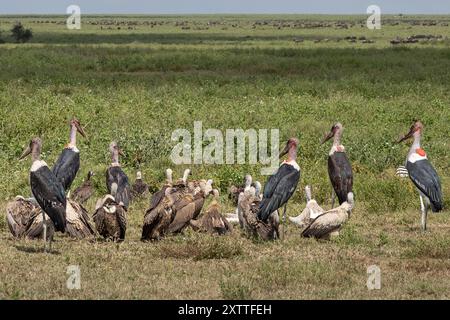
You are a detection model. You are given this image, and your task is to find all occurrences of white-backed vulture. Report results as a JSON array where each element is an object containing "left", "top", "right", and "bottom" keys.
[
  {"left": 93, "top": 195, "right": 127, "bottom": 241},
  {"left": 6, "top": 196, "right": 54, "bottom": 240},
  {"left": 289, "top": 185, "right": 324, "bottom": 228},
  {"left": 190, "top": 189, "right": 233, "bottom": 235},
  {"left": 302, "top": 192, "right": 354, "bottom": 240}
]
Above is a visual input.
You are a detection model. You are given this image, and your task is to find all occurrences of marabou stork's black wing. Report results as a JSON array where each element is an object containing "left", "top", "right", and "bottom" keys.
[
  {"left": 407, "top": 159, "right": 443, "bottom": 212},
  {"left": 30, "top": 166, "right": 67, "bottom": 232},
  {"left": 258, "top": 164, "right": 300, "bottom": 221},
  {"left": 52, "top": 148, "right": 80, "bottom": 191},
  {"left": 116, "top": 206, "right": 127, "bottom": 240},
  {"left": 328, "top": 152, "right": 353, "bottom": 205},
  {"left": 262, "top": 164, "right": 294, "bottom": 199},
  {"left": 116, "top": 170, "right": 131, "bottom": 208}
]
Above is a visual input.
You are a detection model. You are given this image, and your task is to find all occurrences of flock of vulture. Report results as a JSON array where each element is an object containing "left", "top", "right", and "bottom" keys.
[{"left": 5, "top": 118, "right": 444, "bottom": 252}]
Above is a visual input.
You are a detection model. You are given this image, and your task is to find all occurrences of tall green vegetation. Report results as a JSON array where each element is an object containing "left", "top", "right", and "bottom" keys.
[{"left": 10, "top": 22, "right": 33, "bottom": 43}]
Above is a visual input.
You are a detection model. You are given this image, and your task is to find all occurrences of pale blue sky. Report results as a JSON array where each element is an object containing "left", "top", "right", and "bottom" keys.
[{"left": 0, "top": 0, "right": 448, "bottom": 14}]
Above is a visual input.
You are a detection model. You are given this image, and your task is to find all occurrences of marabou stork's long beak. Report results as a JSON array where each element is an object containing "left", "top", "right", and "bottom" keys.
[
  {"left": 75, "top": 122, "right": 87, "bottom": 138},
  {"left": 19, "top": 145, "right": 31, "bottom": 160},
  {"left": 279, "top": 142, "right": 290, "bottom": 158},
  {"left": 118, "top": 149, "right": 125, "bottom": 157},
  {"left": 397, "top": 127, "right": 415, "bottom": 143},
  {"left": 321, "top": 130, "right": 334, "bottom": 144}
]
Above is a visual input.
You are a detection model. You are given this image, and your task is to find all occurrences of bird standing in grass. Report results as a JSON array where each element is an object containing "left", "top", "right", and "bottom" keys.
[
  {"left": 289, "top": 185, "right": 324, "bottom": 228},
  {"left": 190, "top": 189, "right": 233, "bottom": 235},
  {"left": 65, "top": 199, "right": 96, "bottom": 239},
  {"left": 131, "top": 171, "right": 149, "bottom": 198},
  {"left": 257, "top": 137, "right": 300, "bottom": 239},
  {"left": 52, "top": 117, "right": 86, "bottom": 192},
  {"left": 106, "top": 141, "right": 131, "bottom": 209},
  {"left": 239, "top": 183, "right": 279, "bottom": 240},
  {"left": 302, "top": 192, "right": 354, "bottom": 240},
  {"left": 321, "top": 122, "right": 353, "bottom": 208},
  {"left": 93, "top": 195, "right": 127, "bottom": 241},
  {"left": 6, "top": 196, "right": 54, "bottom": 240},
  {"left": 167, "top": 178, "right": 213, "bottom": 234},
  {"left": 72, "top": 171, "right": 95, "bottom": 204},
  {"left": 397, "top": 120, "right": 443, "bottom": 231},
  {"left": 148, "top": 168, "right": 173, "bottom": 212},
  {"left": 19, "top": 137, "right": 66, "bottom": 251}
]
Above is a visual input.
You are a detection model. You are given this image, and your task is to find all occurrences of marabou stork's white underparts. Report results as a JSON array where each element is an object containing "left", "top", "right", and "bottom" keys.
[
  {"left": 106, "top": 141, "right": 131, "bottom": 209},
  {"left": 289, "top": 185, "right": 324, "bottom": 228},
  {"left": 321, "top": 123, "right": 353, "bottom": 208},
  {"left": 19, "top": 137, "right": 67, "bottom": 251},
  {"left": 397, "top": 120, "right": 443, "bottom": 231},
  {"left": 52, "top": 117, "right": 86, "bottom": 192},
  {"left": 302, "top": 192, "right": 354, "bottom": 240}
]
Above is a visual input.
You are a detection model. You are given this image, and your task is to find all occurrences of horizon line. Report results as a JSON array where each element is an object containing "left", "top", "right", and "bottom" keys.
[{"left": 1, "top": 12, "right": 450, "bottom": 16}]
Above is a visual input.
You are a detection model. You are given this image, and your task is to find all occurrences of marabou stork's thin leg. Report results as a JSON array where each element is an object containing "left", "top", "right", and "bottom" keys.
[
  {"left": 42, "top": 211, "right": 47, "bottom": 252},
  {"left": 331, "top": 187, "right": 336, "bottom": 208},
  {"left": 420, "top": 195, "right": 427, "bottom": 231},
  {"left": 281, "top": 203, "right": 287, "bottom": 241}
]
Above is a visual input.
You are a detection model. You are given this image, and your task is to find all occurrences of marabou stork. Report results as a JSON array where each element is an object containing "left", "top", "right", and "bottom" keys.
[
  {"left": 321, "top": 123, "right": 353, "bottom": 207},
  {"left": 72, "top": 171, "right": 95, "bottom": 204},
  {"left": 106, "top": 141, "right": 131, "bottom": 209},
  {"left": 397, "top": 120, "right": 443, "bottom": 231},
  {"left": 19, "top": 137, "right": 67, "bottom": 251},
  {"left": 52, "top": 117, "right": 86, "bottom": 192},
  {"left": 258, "top": 138, "right": 300, "bottom": 230}
]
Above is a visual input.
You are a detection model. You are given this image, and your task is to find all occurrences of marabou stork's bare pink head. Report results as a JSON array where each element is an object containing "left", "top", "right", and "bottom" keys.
[
  {"left": 70, "top": 117, "right": 86, "bottom": 138},
  {"left": 110, "top": 141, "right": 125, "bottom": 157},
  {"left": 279, "top": 137, "right": 299, "bottom": 158},
  {"left": 397, "top": 120, "right": 423, "bottom": 143},
  {"left": 321, "top": 122, "right": 343, "bottom": 144},
  {"left": 19, "top": 137, "right": 42, "bottom": 160}
]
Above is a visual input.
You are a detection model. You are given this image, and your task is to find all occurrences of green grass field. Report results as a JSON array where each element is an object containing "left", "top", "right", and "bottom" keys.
[{"left": 0, "top": 15, "right": 449, "bottom": 299}]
